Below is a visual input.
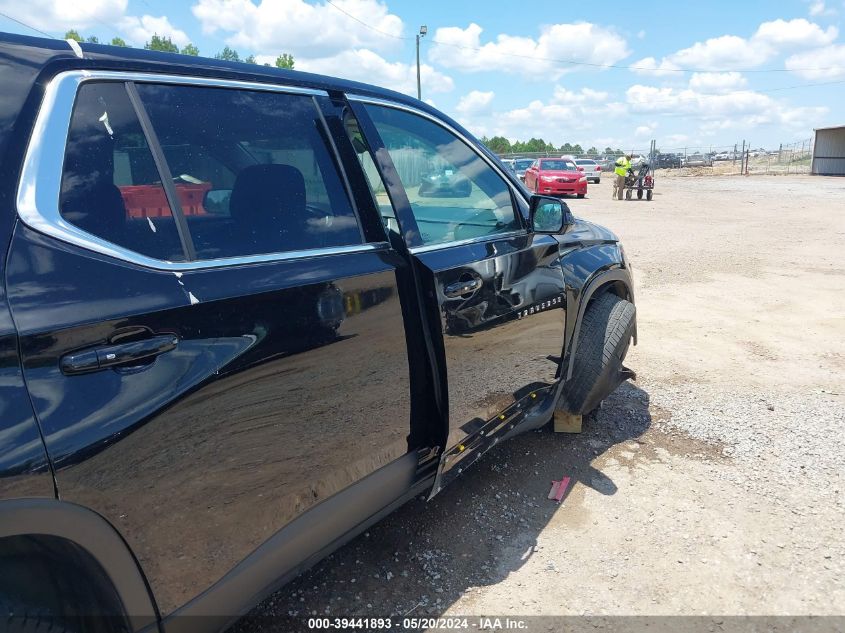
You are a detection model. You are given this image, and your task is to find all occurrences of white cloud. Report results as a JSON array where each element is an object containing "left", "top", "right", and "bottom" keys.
[
  {"left": 0, "top": 0, "right": 127, "bottom": 32},
  {"left": 635, "top": 124, "right": 656, "bottom": 137},
  {"left": 785, "top": 43, "right": 845, "bottom": 78},
  {"left": 625, "top": 83, "right": 828, "bottom": 133},
  {"left": 118, "top": 15, "right": 191, "bottom": 47},
  {"left": 664, "top": 134, "right": 690, "bottom": 145},
  {"left": 688, "top": 71, "right": 747, "bottom": 93},
  {"left": 455, "top": 87, "right": 626, "bottom": 142},
  {"left": 429, "top": 21, "right": 629, "bottom": 78},
  {"left": 809, "top": 0, "right": 836, "bottom": 16},
  {"left": 455, "top": 90, "right": 494, "bottom": 115},
  {"left": 294, "top": 49, "right": 454, "bottom": 97},
  {"left": 551, "top": 86, "right": 609, "bottom": 103},
  {"left": 632, "top": 18, "right": 837, "bottom": 74},
  {"left": 671, "top": 34, "right": 769, "bottom": 70},
  {"left": 191, "top": 0, "right": 403, "bottom": 57},
  {"left": 753, "top": 18, "right": 837, "bottom": 48},
  {"left": 630, "top": 56, "right": 682, "bottom": 76}
]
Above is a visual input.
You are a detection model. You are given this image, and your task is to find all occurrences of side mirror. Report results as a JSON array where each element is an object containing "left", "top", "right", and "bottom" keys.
[{"left": 529, "top": 195, "right": 573, "bottom": 233}]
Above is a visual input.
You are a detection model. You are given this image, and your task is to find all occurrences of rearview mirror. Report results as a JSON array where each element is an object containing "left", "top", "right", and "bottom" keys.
[{"left": 529, "top": 195, "right": 572, "bottom": 233}]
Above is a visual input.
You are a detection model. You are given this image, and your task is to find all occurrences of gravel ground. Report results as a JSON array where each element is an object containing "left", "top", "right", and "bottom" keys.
[{"left": 231, "top": 175, "right": 845, "bottom": 631}]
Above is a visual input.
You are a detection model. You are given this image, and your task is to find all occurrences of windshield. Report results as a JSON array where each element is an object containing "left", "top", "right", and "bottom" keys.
[
  {"left": 576, "top": 160, "right": 595, "bottom": 165},
  {"left": 515, "top": 159, "right": 534, "bottom": 170},
  {"left": 540, "top": 159, "right": 577, "bottom": 171}
]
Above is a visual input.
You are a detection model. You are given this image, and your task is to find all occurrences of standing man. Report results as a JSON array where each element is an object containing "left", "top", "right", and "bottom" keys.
[{"left": 613, "top": 154, "right": 632, "bottom": 200}]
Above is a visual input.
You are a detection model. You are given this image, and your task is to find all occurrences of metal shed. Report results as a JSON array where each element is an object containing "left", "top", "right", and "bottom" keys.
[{"left": 811, "top": 125, "right": 845, "bottom": 175}]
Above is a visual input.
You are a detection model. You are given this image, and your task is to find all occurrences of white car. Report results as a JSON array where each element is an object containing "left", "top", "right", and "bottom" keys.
[{"left": 574, "top": 158, "right": 602, "bottom": 183}]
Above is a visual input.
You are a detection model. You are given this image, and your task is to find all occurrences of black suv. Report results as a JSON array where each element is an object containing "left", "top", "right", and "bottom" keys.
[{"left": 0, "top": 33, "right": 636, "bottom": 633}]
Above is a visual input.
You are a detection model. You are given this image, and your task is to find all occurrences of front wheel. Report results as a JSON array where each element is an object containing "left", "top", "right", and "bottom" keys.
[
  {"left": 563, "top": 293, "right": 635, "bottom": 414},
  {"left": 577, "top": 193, "right": 585, "bottom": 198},
  {"left": 646, "top": 190, "right": 653, "bottom": 201},
  {"left": 637, "top": 189, "right": 643, "bottom": 200}
]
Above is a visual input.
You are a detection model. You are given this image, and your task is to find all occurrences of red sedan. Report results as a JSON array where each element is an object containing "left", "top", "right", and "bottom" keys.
[{"left": 524, "top": 158, "right": 588, "bottom": 198}]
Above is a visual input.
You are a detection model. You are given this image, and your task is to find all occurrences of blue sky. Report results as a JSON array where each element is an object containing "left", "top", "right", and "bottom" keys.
[{"left": 2, "top": 0, "right": 844, "bottom": 152}]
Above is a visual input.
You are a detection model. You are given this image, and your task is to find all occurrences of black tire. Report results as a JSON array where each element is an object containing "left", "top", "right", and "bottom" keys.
[
  {"left": 636, "top": 189, "right": 643, "bottom": 199},
  {"left": 646, "top": 190, "right": 653, "bottom": 201},
  {"left": 577, "top": 193, "right": 585, "bottom": 198},
  {"left": 564, "top": 293, "right": 635, "bottom": 414},
  {"left": 625, "top": 189, "right": 632, "bottom": 200}
]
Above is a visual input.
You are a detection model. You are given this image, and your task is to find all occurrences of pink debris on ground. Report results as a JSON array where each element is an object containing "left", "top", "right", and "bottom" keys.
[{"left": 547, "top": 476, "right": 572, "bottom": 503}]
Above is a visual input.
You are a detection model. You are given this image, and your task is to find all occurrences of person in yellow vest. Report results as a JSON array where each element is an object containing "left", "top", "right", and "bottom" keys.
[{"left": 613, "top": 154, "right": 632, "bottom": 200}]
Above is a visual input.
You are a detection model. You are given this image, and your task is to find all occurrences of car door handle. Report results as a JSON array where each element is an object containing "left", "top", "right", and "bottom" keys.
[
  {"left": 61, "top": 334, "right": 179, "bottom": 375},
  {"left": 444, "top": 278, "right": 482, "bottom": 298}
]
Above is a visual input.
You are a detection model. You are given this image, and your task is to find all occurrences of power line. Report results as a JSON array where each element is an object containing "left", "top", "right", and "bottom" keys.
[
  {"left": 0, "top": 10, "right": 56, "bottom": 39},
  {"left": 624, "top": 78, "right": 845, "bottom": 108},
  {"left": 321, "top": 0, "right": 845, "bottom": 75},
  {"left": 0, "top": 9, "right": 124, "bottom": 45},
  {"left": 324, "top": 0, "right": 410, "bottom": 40},
  {"left": 426, "top": 37, "right": 845, "bottom": 75}
]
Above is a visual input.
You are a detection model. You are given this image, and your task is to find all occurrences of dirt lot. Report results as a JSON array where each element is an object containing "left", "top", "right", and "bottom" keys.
[{"left": 234, "top": 175, "right": 845, "bottom": 630}]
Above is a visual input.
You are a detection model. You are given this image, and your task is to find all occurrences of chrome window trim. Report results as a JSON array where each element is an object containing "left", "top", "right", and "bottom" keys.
[
  {"left": 15, "top": 70, "right": 391, "bottom": 272},
  {"left": 346, "top": 94, "right": 531, "bottom": 255},
  {"left": 408, "top": 230, "right": 525, "bottom": 255}
]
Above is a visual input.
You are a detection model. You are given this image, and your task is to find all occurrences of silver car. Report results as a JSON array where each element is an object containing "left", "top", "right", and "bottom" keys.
[{"left": 574, "top": 159, "right": 601, "bottom": 183}]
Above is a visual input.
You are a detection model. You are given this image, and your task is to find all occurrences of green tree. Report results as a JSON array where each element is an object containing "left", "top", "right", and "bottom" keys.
[
  {"left": 181, "top": 43, "right": 199, "bottom": 56},
  {"left": 110, "top": 37, "right": 128, "bottom": 47},
  {"left": 560, "top": 142, "right": 573, "bottom": 154},
  {"left": 145, "top": 34, "right": 179, "bottom": 53},
  {"left": 572, "top": 144, "right": 584, "bottom": 155},
  {"left": 484, "top": 136, "right": 512, "bottom": 154},
  {"left": 244, "top": 54, "right": 257, "bottom": 64},
  {"left": 215, "top": 46, "right": 241, "bottom": 62},
  {"left": 604, "top": 146, "right": 613, "bottom": 154},
  {"left": 587, "top": 146, "right": 598, "bottom": 155},
  {"left": 64, "top": 30, "right": 83, "bottom": 42},
  {"left": 521, "top": 138, "right": 547, "bottom": 153},
  {"left": 275, "top": 53, "right": 295, "bottom": 69},
  {"left": 85, "top": 35, "right": 99, "bottom": 44}
]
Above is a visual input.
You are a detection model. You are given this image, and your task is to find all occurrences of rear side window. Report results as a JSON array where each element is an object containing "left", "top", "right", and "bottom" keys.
[
  {"left": 60, "top": 82, "right": 186, "bottom": 261},
  {"left": 135, "top": 84, "right": 363, "bottom": 259}
]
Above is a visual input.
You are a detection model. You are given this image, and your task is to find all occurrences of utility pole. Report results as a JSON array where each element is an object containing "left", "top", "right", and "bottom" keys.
[
  {"left": 416, "top": 25, "right": 427, "bottom": 101},
  {"left": 740, "top": 140, "right": 745, "bottom": 175}
]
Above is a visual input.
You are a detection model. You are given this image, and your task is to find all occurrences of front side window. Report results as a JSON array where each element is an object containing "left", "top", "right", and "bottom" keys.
[
  {"left": 60, "top": 82, "right": 186, "bottom": 261},
  {"left": 136, "top": 84, "right": 363, "bottom": 259},
  {"left": 363, "top": 105, "right": 521, "bottom": 247}
]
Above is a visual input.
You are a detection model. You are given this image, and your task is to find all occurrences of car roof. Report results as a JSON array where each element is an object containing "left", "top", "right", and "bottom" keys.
[{"left": 0, "top": 31, "right": 472, "bottom": 137}]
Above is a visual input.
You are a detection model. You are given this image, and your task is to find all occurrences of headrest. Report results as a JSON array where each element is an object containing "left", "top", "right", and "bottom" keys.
[
  {"left": 230, "top": 164, "right": 306, "bottom": 224},
  {"left": 61, "top": 181, "right": 127, "bottom": 239}
]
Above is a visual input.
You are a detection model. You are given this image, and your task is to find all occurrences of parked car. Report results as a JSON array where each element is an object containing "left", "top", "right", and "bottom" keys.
[
  {"left": 0, "top": 32, "right": 636, "bottom": 633},
  {"left": 524, "top": 158, "right": 588, "bottom": 198},
  {"left": 682, "top": 153, "right": 713, "bottom": 167},
  {"left": 513, "top": 157, "right": 535, "bottom": 182},
  {"left": 574, "top": 158, "right": 601, "bottom": 183},
  {"left": 655, "top": 153, "right": 682, "bottom": 169}
]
